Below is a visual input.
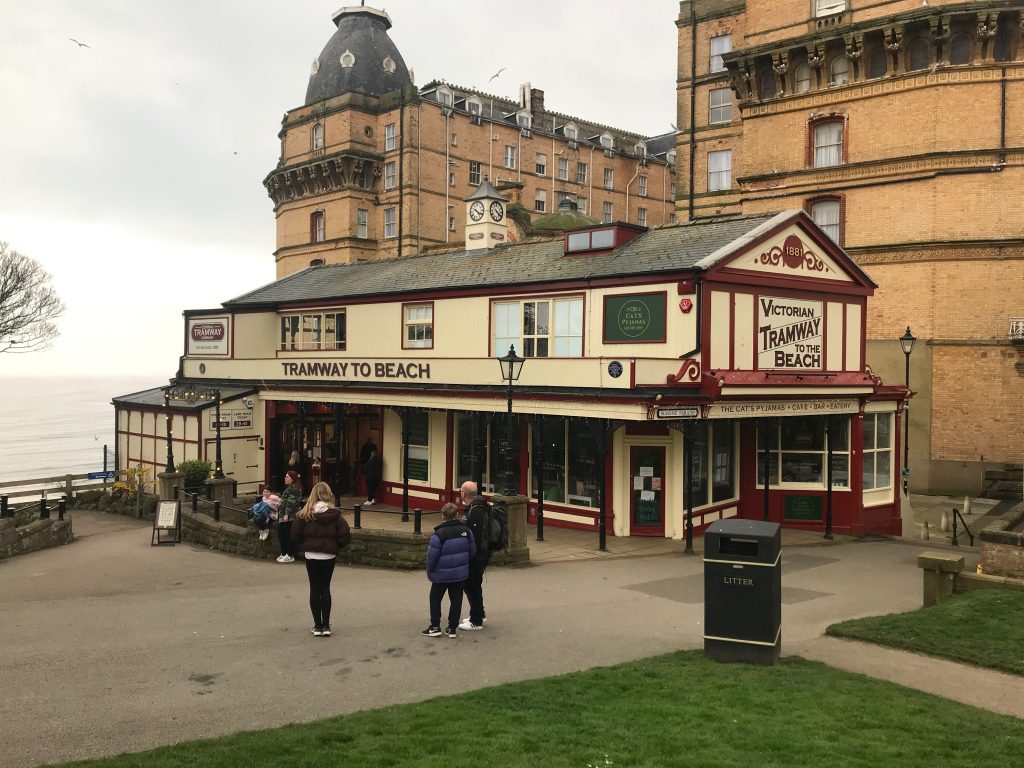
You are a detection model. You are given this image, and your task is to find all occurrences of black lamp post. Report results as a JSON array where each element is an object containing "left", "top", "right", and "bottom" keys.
[
  {"left": 497, "top": 345, "right": 525, "bottom": 495},
  {"left": 163, "top": 391, "right": 175, "bottom": 473},
  {"left": 898, "top": 326, "right": 916, "bottom": 495},
  {"left": 167, "top": 385, "right": 224, "bottom": 479}
]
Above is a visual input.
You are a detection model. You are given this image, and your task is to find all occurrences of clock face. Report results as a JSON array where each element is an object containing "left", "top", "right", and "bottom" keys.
[
  {"left": 469, "top": 200, "right": 485, "bottom": 222},
  {"left": 489, "top": 201, "right": 504, "bottom": 222}
]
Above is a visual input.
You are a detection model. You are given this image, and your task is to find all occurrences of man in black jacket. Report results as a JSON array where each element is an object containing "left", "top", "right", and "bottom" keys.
[{"left": 458, "top": 480, "right": 490, "bottom": 631}]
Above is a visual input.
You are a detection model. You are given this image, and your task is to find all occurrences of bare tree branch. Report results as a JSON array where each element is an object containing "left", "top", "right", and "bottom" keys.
[{"left": 0, "top": 241, "right": 66, "bottom": 354}]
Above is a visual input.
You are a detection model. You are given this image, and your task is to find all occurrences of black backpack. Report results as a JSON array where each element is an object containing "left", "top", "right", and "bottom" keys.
[{"left": 466, "top": 498, "right": 509, "bottom": 553}]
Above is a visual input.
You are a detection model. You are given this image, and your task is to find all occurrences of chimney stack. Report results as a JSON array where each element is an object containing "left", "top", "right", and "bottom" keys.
[{"left": 530, "top": 88, "right": 545, "bottom": 124}]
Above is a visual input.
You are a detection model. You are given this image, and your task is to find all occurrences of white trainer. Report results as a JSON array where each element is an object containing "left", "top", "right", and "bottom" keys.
[
  {"left": 258, "top": 529, "right": 269, "bottom": 541},
  {"left": 458, "top": 619, "right": 483, "bottom": 631},
  {"left": 280, "top": 555, "right": 295, "bottom": 563}
]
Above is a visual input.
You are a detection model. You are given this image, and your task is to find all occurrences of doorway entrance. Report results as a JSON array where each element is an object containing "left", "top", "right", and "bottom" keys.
[{"left": 630, "top": 445, "right": 666, "bottom": 536}]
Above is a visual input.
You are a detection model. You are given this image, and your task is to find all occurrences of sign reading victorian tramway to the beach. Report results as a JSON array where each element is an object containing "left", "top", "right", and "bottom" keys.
[
  {"left": 187, "top": 316, "right": 230, "bottom": 356},
  {"left": 757, "top": 296, "right": 823, "bottom": 370}
]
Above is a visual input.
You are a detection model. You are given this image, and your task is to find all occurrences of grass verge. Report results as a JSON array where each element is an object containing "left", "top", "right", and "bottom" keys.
[
  {"left": 55, "top": 650, "right": 1023, "bottom": 768},
  {"left": 828, "top": 589, "right": 1024, "bottom": 676}
]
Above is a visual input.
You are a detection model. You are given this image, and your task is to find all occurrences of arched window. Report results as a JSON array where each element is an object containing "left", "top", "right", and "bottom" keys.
[
  {"left": 809, "top": 198, "right": 842, "bottom": 243},
  {"left": 312, "top": 123, "right": 324, "bottom": 150},
  {"left": 907, "top": 38, "right": 930, "bottom": 71},
  {"left": 793, "top": 63, "right": 812, "bottom": 93},
  {"left": 829, "top": 56, "right": 849, "bottom": 86},
  {"left": 949, "top": 34, "right": 971, "bottom": 65},
  {"left": 310, "top": 211, "right": 325, "bottom": 243},
  {"left": 760, "top": 68, "right": 777, "bottom": 98},
  {"left": 867, "top": 47, "right": 887, "bottom": 78}
]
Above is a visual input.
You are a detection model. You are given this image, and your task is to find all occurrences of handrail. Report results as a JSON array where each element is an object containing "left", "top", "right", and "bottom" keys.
[
  {"left": 950, "top": 507, "right": 974, "bottom": 547},
  {"left": 0, "top": 494, "right": 67, "bottom": 521},
  {"left": 0, "top": 469, "right": 130, "bottom": 491}
]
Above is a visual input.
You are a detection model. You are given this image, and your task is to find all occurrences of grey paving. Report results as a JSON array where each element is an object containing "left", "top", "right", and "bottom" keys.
[{"left": 0, "top": 509, "right": 1018, "bottom": 768}]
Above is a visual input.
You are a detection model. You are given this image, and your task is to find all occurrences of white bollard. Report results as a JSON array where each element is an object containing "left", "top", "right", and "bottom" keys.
[
  {"left": 920, "top": 521, "right": 930, "bottom": 540},
  {"left": 940, "top": 510, "right": 949, "bottom": 532},
  {"left": 963, "top": 496, "right": 973, "bottom": 516}
]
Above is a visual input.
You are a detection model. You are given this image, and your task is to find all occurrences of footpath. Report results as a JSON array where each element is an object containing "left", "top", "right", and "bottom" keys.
[{"left": 0, "top": 506, "right": 1020, "bottom": 768}]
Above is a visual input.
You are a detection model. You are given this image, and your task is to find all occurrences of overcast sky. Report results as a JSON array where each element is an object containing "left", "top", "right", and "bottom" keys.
[{"left": 0, "top": 0, "right": 679, "bottom": 379}]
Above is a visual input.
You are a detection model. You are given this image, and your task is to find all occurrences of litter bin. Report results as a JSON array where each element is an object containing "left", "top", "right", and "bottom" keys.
[{"left": 703, "top": 519, "right": 781, "bottom": 666}]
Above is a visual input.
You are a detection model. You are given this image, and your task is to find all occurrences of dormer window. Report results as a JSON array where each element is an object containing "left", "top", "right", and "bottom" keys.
[
  {"left": 634, "top": 141, "right": 647, "bottom": 159},
  {"left": 436, "top": 85, "right": 453, "bottom": 106},
  {"left": 517, "top": 112, "right": 531, "bottom": 129},
  {"left": 564, "top": 123, "right": 579, "bottom": 148},
  {"left": 666, "top": 150, "right": 677, "bottom": 167},
  {"left": 565, "top": 224, "right": 643, "bottom": 255},
  {"left": 600, "top": 132, "right": 615, "bottom": 151},
  {"left": 467, "top": 96, "right": 482, "bottom": 115}
]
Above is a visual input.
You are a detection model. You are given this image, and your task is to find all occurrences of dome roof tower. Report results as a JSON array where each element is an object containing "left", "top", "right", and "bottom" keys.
[{"left": 304, "top": 5, "right": 412, "bottom": 105}]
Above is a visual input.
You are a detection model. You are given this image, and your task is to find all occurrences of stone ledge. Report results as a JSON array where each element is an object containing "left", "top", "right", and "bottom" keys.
[{"left": 0, "top": 515, "right": 73, "bottom": 561}]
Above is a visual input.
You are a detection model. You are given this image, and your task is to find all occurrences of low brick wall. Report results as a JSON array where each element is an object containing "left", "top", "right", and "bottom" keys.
[
  {"left": 0, "top": 510, "right": 73, "bottom": 561},
  {"left": 978, "top": 503, "right": 1024, "bottom": 579}
]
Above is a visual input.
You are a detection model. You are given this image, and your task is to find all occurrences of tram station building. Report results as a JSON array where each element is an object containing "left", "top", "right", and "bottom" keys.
[{"left": 115, "top": 184, "right": 906, "bottom": 539}]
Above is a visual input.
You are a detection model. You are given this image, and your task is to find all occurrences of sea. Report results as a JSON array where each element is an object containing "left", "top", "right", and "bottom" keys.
[{"left": 0, "top": 375, "right": 161, "bottom": 482}]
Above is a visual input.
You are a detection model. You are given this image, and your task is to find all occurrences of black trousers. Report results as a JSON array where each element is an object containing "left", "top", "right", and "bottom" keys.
[
  {"left": 305, "top": 558, "right": 337, "bottom": 628},
  {"left": 365, "top": 476, "right": 380, "bottom": 501},
  {"left": 464, "top": 553, "right": 491, "bottom": 625},
  {"left": 276, "top": 521, "right": 292, "bottom": 556},
  {"left": 429, "top": 581, "right": 465, "bottom": 631}
]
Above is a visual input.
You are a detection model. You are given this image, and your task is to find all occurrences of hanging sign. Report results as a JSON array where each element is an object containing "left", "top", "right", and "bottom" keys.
[
  {"left": 603, "top": 293, "right": 667, "bottom": 343},
  {"left": 757, "top": 296, "right": 823, "bottom": 370},
  {"left": 187, "top": 317, "right": 230, "bottom": 356}
]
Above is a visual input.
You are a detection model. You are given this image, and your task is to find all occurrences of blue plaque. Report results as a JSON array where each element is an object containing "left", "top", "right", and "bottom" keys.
[{"left": 608, "top": 361, "right": 624, "bottom": 378}]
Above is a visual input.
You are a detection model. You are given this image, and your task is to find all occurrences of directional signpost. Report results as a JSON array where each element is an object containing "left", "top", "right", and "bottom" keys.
[{"left": 87, "top": 470, "right": 116, "bottom": 480}]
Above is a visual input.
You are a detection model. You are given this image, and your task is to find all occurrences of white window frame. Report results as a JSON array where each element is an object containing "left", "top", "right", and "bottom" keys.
[
  {"left": 710, "top": 34, "right": 732, "bottom": 73},
  {"left": 403, "top": 303, "right": 434, "bottom": 350},
  {"left": 536, "top": 153, "right": 547, "bottom": 176},
  {"left": 577, "top": 196, "right": 587, "bottom": 215},
  {"left": 469, "top": 161, "right": 481, "bottom": 186},
  {"left": 637, "top": 207, "right": 647, "bottom": 227},
  {"left": 312, "top": 123, "right": 324, "bottom": 150},
  {"left": 384, "top": 122, "right": 396, "bottom": 151},
  {"left": 357, "top": 208, "right": 368, "bottom": 239},
  {"left": 558, "top": 157, "right": 569, "bottom": 181},
  {"left": 492, "top": 297, "right": 584, "bottom": 359},
  {"left": 280, "top": 310, "right": 346, "bottom": 351},
  {"left": 708, "top": 150, "right": 732, "bottom": 191},
  {"left": 794, "top": 63, "right": 812, "bottom": 93},
  {"left": 813, "top": 121, "right": 844, "bottom": 168},
  {"left": 603, "top": 167, "right": 614, "bottom": 190},
  {"left": 576, "top": 162, "right": 588, "bottom": 184},
  {"left": 535, "top": 189, "right": 546, "bottom": 213},
  {"left": 638, "top": 175, "right": 648, "bottom": 197},
  {"left": 862, "top": 413, "right": 893, "bottom": 491},
  {"left": 384, "top": 207, "right": 396, "bottom": 239},
  {"left": 810, "top": 199, "right": 841, "bottom": 243},
  {"left": 600, "top": 132, "right": 614, "bottom": 150},
  {"left": 829, "top": 56, "right": 850, "bottom": 86},
  {"left": 815, "top": 0, "right": 846, "bottom": 17},
  {"left": 504, "top": 145, "right": 517, "bottom": 170},
  {"left": 709, "top": 87, "right": 732, "bottom": 124},
  {"left": 311, "top": 210, "right": 325, "bottom": 242},
  {"left": 602, "top": 202, "right": 613, "bottom": 223},
  {"left": 384, "top": 161, "right": 397, "bottom": 190}
]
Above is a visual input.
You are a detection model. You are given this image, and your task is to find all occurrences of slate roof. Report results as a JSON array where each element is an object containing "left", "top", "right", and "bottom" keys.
[
  {"left": 113, "top": 385, "right": 257, "bottom": 408},
  {"left": 225, "top": 213, "right": 780, "bottom": 309}
]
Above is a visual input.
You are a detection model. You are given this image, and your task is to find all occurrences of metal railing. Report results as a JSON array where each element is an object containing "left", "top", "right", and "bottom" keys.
[
  {"left": 0, "top": 494, "right": 67, "bottom": 521},
  {"left": 172, "top": 487, "right": 253, "bottom": 522},
  {"left": 348, "top": 504, "right": 439, "bottom": 534},
  {"left": 950, "top": 507, "right": 975, "bottom": 547}
]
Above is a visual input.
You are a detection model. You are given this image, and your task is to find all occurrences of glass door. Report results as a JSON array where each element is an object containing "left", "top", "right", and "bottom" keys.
[{"left": 630, "top": 446, "right": 665, "bottom": 536}]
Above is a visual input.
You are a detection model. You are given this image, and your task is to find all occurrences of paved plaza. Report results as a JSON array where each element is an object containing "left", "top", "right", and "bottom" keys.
[{"left": 0, "top": 507, "right": 1019, "bottom": 768}]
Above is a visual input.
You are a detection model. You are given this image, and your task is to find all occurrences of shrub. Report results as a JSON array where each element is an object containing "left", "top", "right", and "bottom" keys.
[{"left": 177, "top": 459, "right": 212, "bottom": 493}]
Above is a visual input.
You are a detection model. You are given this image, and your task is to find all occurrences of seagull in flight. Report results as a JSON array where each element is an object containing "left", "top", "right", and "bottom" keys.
[
  {"left": 488, "top": 67, "right": 506, "bottom": 83},
  {"left": 69, "top": 38, "right": 91, "bottom": 48}
]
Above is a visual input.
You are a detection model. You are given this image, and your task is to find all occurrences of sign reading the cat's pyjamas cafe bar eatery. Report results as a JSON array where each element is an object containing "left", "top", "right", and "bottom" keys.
[{"left": 757, "top": 296, "right": 823, "bottom": 370}]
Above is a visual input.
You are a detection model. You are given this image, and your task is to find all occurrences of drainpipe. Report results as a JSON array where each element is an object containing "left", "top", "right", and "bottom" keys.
[
  {"left": 625, "top": 162, "right": 640, "bottom": 224},
  {"left": 588, "top": 144, "right": 595, "bottom": 214},
  {"left": 445, "top": 109, "right": 451, "bottom": 242},
  {"left": 397, "top": 91, "right": 406, "bottom": 257},
  {"left": 678, "top": 274, "right": 704, "bottom": 359},
  {"left": 1000, "top": 66, "right": 1007, "bottom": 156},
  {"left": 687, "top": 0, "right": 697, "bottom": 221}
]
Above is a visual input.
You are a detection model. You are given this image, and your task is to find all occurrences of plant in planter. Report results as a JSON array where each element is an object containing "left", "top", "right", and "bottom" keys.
[{"left": 177, "top": 459, "right": 213, "bottom": 494}]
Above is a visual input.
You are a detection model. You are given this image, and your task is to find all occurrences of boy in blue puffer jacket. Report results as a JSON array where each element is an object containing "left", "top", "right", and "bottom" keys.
[{"left": 423, "top": 502, "right": 476, "bottom": 638}]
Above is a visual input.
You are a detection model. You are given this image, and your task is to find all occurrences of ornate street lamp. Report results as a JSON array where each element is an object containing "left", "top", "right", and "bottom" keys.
[
  {"left": 167, "top": 385, "right": 224, "bottom": 479},
  {"left": 898, "top": 326, "right": 916, "bottom": 495},
  {"left": 163, "top": 391, "right": 174, "bottom": 473},
  {"left": 497, "top": 345, "right": 525, "bottom": 495}
]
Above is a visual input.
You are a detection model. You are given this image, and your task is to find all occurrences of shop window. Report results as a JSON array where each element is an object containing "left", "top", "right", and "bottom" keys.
[
  {"left": 493, "top": 296, "right": 583, "bottom": 358},
  {"left": 757, "top": 416, "right": 850, "bottom": 488},
  {"left": 384, "top": 207, "right": 396, "bottom": 238},
  {"left": 907, "top": 38, "right": 930, "bottom": 71},
  {"left": 405, "top": 411, "right": 429, "bottom": 482},
  {"left": 862, "top": 414, "right": 893, "bottom": 490},
  {"left": 949, "top": 34, "right": 970, "bottom": 65},
  {"left": 403, "top": 303, "right": 433, "bottom": 349},
  {"left": 357, "top": 208, "right": 368, "bottom": 239},
  {"left": 469, "top": 161, "right": 481, "bottom": 186},
  {"left": 708, "top": 149, "right": 732, "bottom": 191},
  {"left": 866, "top": 47, "right": 887, "bottom": 78},
  {"left": 310, "top": 210, "right": 325, "bottom": 242},
  {"left": 794, "top": 63, "right": 812, "bottom": 93},
  {"left": 829, "top": 56, "right": 849, "bottom": 86},
  {"left": 279, "top": 310, "right": 346, "bottom": 351},
  {"left": 385, "top": 122, "right": 396, "bottom": 151},
  {"left": 686, "top": 421, "right": 738, "bottom": 507},
  {"left": 710, "top": 34, "right": 731, "bottom": 73},
  {"left": 812, "top": 119, "right": 844, "bottom": 167},
  {"left": 384, "top": 161, "right": 397, "bottom": 190},
  {"left": 530, "top": 417, "right": 601, "bottom": 508},
  {"left": 809, "top": 197, "right": 842, "bottom": 243},
  {"left": 709, "top": 87, "right": 732, "bottom": 124}
]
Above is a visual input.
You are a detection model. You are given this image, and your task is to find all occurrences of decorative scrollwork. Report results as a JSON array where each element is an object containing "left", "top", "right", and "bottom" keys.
[
  {"left": 666, "top": 359, "right": 701, "bottom": 386},
  {"left": 759, "top": 245, "right": 783, "bottom": 266}
]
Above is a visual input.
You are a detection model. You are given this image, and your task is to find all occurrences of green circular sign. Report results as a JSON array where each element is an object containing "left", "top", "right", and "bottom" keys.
[{"left": 617, "top": 300, "right": 651, "bottom": 338}]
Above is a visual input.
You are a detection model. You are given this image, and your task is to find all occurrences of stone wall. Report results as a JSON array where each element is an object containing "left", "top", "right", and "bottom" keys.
[
  {"left": 0, "top": 508, "right": 73, "bottom": 561},
  {"left": 979, "top": 503, "right": 1024, "bottom": 579}
]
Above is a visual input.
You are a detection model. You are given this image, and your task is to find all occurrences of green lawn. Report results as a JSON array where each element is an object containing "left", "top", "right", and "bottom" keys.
[
  {"left": 828, "top": 589, "right": 1024, "bottom": 676},
  {"left": 56, "top": 651, "right": 1023, "bottom": 768}
]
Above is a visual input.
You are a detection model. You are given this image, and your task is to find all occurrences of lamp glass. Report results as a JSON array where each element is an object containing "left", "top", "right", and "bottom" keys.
[
  {"left": 498, "top": 345, "right": 525, "bottom": 382},
  {"left": 899, "top": 326, "right": 916, "bottom": 356}
]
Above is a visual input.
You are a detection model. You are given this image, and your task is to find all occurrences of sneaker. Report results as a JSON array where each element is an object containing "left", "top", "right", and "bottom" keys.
[
  {"left": 275, "top": 555, "right": 285, "bottom": 562},
  {"left": 443, "top": 627, "right": 458, "bottom": 638},
  {"left": 321, "top": 625, "right": 332, "bottom": 637},
  {"left": 258, "top": 529, "right": 269, "bottom": 541},
  {"left": 312, "top": 626, "right": 324, "bottom": 636},
  {"left": 368, "top": 499, "right": 375, "bottom": 505},
  {"left": 458, "top": 619, "right": 483, "bottom": 631},
  {"left": 421, "top": 626, "right": 442, "bottom": 637},
  {"left": 280, "top": 555, "right": 295, "bottom": 563}
]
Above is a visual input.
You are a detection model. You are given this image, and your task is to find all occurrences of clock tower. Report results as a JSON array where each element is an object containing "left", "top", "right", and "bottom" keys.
[{"left": 464, "top": 178, "right": 508, "bottom": 251}]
